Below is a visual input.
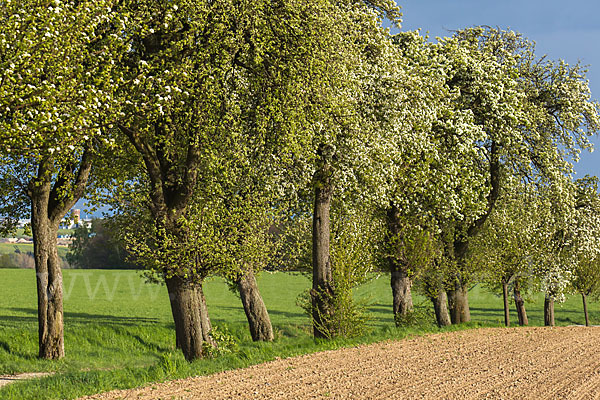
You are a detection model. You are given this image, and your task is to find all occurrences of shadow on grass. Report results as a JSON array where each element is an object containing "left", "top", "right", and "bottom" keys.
[
  {"left": 0, "top": 340, "right": 38, "bottom": 360},
  {"left": 0, "top": 315, "right": 37, "bottom": 326},
  {"left": 0, "top": 340, "right": 32, "bottom": 360},
  {"left": 469, "top": 306, "right": 506, "bottom": 315},
  {"left": 214, "top": 305, "right": 306, "bottom": 321},
  {"left": 366, "top": 304, "right": 392, "bottom": 313},
  {"left": 130, "top": 334, "right": 172, "bottom": 353},
  {"left": 3, "top": 308, "right": 159, "bottom": 326},
  {"left": 267, "top": 308, "right": 306, "bottom": 320}
]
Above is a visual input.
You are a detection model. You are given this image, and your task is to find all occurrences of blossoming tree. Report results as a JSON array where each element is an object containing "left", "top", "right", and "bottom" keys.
[
  {"left": 434, "top": 28, "right": 599, "bottom": 323},
  {"left": 0, "top": 0, "right": 121, "bottom": 359}
]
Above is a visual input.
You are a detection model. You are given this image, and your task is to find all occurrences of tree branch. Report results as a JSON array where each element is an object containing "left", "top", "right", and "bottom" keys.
[
  {"left": 48, "top": 146, "right": 94, "bottom": 223},
  {"left": 455, "top": 140, "right": 501, "bottom": 257},
  {"left": 118, "top": 124, "right": 167, "bottom": 219}
]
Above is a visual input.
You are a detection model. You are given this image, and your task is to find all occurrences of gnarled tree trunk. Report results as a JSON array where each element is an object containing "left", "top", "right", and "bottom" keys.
[
  {"left": 513, "top": 281, "right": 528, "bottom": 326},
  {"left": 165, "top": 276, "right": 214, "bottom": 361},
  {"left": 447, "top": 282, "right": 470, "bottom": 324},
  {"left": 391, "top": 269, "right": 413, "bottom": 321},
  {"left": 386, "top": 204, "right": 413, "bottom": 324},
  {"left": 544, "top": 294, "right": 555, "bottom": 327},
  {"left": 28, "top": 151, "right": 92, "bottom": 360},
  {"left": 237, "top": 269, "right": 274, "bottom": 341},
  {"left": 502, "top": 278, "right": 510, "bottom": 327},
  {"left": 32, "top": 200, "right": 64, "bottom": 360},
  {"left": 582, "top": 292, "right": 590, "bottom": 327},
  {"left": 430, "top": 288, "right": 451, "bottom": 327},
  {"left": 311, "top": 158, "right": 335, "bottom": 339}
]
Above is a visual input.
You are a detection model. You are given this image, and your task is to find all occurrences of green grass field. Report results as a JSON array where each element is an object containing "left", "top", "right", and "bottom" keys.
[
  {"left": 0, "top": 229, "right": 73, "bottom": 239},
  {"left": 0, "top": 243, "right": 69, "bottom": 258},
  {"left": 0, "top": 269, "right": 597, "bottom": 399}
]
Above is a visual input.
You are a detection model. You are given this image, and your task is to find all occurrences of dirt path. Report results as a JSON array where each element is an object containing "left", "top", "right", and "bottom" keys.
[
  {"left": 82, "top": 326, "right": 600, "bottom": 399},
  {"left": 0, "top": 372, "right": 53, "bottom": 388}
]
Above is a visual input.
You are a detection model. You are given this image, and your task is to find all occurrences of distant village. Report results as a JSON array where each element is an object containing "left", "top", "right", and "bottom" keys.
[{"left": 0, "top": 209, "right": 93, "bottom": 246}]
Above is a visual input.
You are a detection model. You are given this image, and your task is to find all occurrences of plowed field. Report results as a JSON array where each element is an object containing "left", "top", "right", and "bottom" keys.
[{"left": 82, "top": 326, "right": 600, "bottom": 400}]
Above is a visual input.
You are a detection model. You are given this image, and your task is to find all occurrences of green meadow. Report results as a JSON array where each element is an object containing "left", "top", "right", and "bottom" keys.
[
  {"left": 0, "top": 229, "right": 74, "bottom": 239},
  {"left": 0, "top": 243, "right": 69, "bottom": 258},
  {"left": 0, "top": 268, "right": 597, "bottom": 399}
]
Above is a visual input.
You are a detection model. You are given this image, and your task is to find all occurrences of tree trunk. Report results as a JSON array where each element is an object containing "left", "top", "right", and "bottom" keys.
[
  {"left": 430, "top": 289, "right": 451, "bottom": 327},
  {"left": 502, "top": 279, "right": 510, "bottom": 327},
  {"left": 27, "top": 152, "right": 92, "bottom": 360},
  {"left": 544, "top": 294, "right": 555, "bottom": 327},
  {"left": 391, "top": 269, "right": 413, "bottom": 323},
  {"left": 31, "top": 198, "right": 64, "bottom": 360},
  {"left": 447, "top": 283, "right": 470, "bottom": 324},
  {"left": 447, "top": 289, "right": 457, "bottom": 324},
  {"left": 165, "top": 276, "right": 215, "bottom": 361},
  {"left": 237, "top": 269, "right": 274, "bottom": 341},
  {"left": 513, "top": 281, "right": 528, "bottom": 326},
  {"left": 386, "top": 204, "right": 413, "bottom": 324},
  {"left": 582, "top": 292, "right": 590, "bottom": 327},
  {"left": 311, "top": 161, "right": 334, "bottom": 339}
]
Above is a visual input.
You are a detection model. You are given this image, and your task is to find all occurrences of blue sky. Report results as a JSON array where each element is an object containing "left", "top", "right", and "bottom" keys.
[{"left": 397, "top": 0, "right": 600, "bottom": 178}]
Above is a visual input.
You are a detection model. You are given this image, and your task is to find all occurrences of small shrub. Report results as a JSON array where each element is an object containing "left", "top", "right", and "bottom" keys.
[
  {"left": 296, "top": 206, "right": 381, "bottom": 340},
  {"left": 394, "top": 302, "right": 436, "bottom": 329},
  {"left": 156, "top": 351, "right": 180, "bottom": 378},
  {"left": 297, "top": 288, "right": 372, "bottom": 339},
  {"left": 203, "top": 325, "right": 238, "bottom": 358}
]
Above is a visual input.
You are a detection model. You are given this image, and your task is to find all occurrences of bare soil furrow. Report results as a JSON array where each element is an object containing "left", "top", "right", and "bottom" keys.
[
  {"left": 487, "top": 329, "right": 597, "bottom": 399},
  {"left": 519, "top": 344, "right": 600, "bottom": 399},
  {"left": 566, "top": 368, "right": 600, "bottom": 400},
  {"left": 81, "top": 327, "right": 600, "bottom": 400},
  {"left": 440, "top": 328, "right": 597, "bottom": 399}
]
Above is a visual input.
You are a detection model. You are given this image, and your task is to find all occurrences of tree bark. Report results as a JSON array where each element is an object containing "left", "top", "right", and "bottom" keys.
[
  {"left": 513, "top": 281, "right": 528, "bottom": 326},
  {"left": 31, "top": 198, "right": 64, "bottom": 360},
  {"left": 544, "top": 294, "right": 555, "bottom": 327},
  {"left": 386, "top": 204, "right": 413, "bottom": 324},
  {"left": 311, "top": 159, "right": 334, "bottom": 339},
  {"left": 502, "top": 279, "right": 510, "bottom": 327},
  {"left": 165, "top": 275, "right": 214, "bottom": 361},
  {"left": 237, "top": 269, "right": 274, "bottom": 341},
  {"left": 430, "top": 289, "right": 451, "bottom": 327},
  {"left": 28, "top": 152, "right": 93, "bottom": 360},
  {"left": 447, "top": 282, "right": 470, "bottom": 324},
  {"left": 391, "top": 269, "right": 413, "bottom": 322},
  {"left": 582, "top": 292, "right": 590, "bottom": 327}
]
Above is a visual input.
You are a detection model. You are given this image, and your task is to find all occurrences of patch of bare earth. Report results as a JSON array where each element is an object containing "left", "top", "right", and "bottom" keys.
[
  {"left": 0, "top": 372, "right": 53, "bottom": 388},
  {"left": 81, "top": 327, "right": 600, "bottom": 400}
]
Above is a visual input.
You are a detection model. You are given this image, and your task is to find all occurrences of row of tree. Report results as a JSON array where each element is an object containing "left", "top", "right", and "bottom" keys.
[
  {"left": 469, "top": 176, "right": 600, "bottom": 328},
  {"left": 1, "top": 0, "right": 599, "bottom": 362}
]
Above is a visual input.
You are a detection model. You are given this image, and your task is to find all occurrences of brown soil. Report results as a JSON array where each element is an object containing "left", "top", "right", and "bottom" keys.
[{"left": 81, "top": 326, "right": 600, "bottom": 400}]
